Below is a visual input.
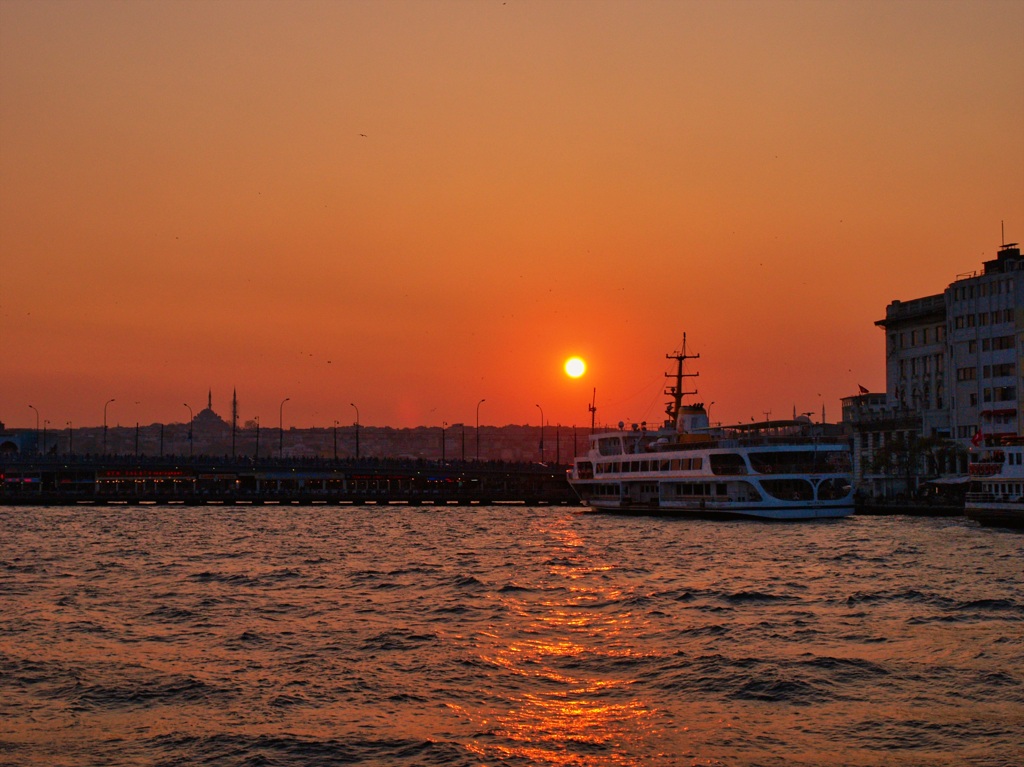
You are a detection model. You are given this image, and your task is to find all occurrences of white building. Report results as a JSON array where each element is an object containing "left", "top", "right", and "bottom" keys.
[
  {"left": 876, "top": 293, "right": 950, "bottom": 438},
  {"left": 946, "top": 243, "right": 1023, "bottom": 446}
]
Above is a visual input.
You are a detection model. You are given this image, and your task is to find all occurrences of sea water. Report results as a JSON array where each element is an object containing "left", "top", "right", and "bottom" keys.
[{"left": 0, "top": 505, "right": 1021, "bottom": 767}]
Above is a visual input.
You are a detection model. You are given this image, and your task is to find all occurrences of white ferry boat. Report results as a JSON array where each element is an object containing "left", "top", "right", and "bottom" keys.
[
  {"left": 965, "top": 441, "right": 1024, "bottom": 529},
  {"left": 568, "top": 339, "right": 854, "bottom": 520}
]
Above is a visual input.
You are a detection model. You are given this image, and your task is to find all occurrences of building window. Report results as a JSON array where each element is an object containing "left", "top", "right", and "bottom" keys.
[
  {"left": 957, "top": 367, "right": 977, "bottom": 381},
  {"left": 982, "top": 336, "right": 1014, "bottom": 351},
  {"left": 995, "top": 386, "right": 1016, "bottom": 402}
]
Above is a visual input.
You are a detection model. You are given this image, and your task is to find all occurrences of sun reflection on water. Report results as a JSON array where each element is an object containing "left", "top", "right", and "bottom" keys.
[{"left": 463, "top": 517, "right": 671, "bottom": 765}]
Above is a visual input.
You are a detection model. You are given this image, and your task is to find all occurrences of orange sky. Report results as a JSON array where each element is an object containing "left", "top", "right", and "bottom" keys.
[{"left": 2, "top": 0, "right": 1022, "bottom": 431}]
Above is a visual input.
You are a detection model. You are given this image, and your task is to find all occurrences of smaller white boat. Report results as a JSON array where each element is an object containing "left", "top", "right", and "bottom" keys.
[{"left": 965, "top": 441, "right": 1024, "bottom": 529}]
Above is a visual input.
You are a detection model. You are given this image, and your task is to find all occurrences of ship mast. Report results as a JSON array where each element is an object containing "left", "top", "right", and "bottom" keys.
[{"left": 665, "top": 333, "right": 699, "bottom": 427}]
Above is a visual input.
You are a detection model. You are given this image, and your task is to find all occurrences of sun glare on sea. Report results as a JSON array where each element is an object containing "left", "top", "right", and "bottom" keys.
[{"left": 564, "top": 357, "right": 586, "bottom": 378}]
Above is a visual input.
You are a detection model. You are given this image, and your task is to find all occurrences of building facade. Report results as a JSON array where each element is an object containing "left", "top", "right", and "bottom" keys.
[
  {"left": 946, "top": 244, "right": 1023, "bottom": 445},
  {"left": 846, "top": 242, "right": 1022, "bottom": 498}
]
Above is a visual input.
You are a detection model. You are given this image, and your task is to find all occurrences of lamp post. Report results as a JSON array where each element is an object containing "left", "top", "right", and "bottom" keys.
[
  {"left": 44, "top": 420, "right": 49, "bottom": 456},
  {"left": 441, "top": 421, "right": 447, "bottom": 463},
  {"left": 476, "top": 398, "right": 485, "bottom": 461},
  {"left": 67, "top": 421, "right": 73, "bottom": 456},
  {"left": 279, "top": 397, "right": 290, "bottom": 458},
  {"left": 103, "top": 398, "right": 115, "bottom": 453},
  {"left": 183, "top": 403, "right": 193, "bottom": 459},
  {"left": 28, "top": 405, "right": 39, "bottom": 454},
  {"left": 333, "top": 420, "right": 339, "bottom": 462},
  {"left": 350, "top": 403, "right": 359, "bottom": 460},
  {"left": 535, "top": 404, "right": 544, "bottom": 462},
  {"left": 254, "top": 416, "right": 260, "bottom": 461}
]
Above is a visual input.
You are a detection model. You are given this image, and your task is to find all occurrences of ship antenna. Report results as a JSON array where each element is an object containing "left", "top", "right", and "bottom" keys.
[
  {"left": 665, "top": 333, "right": 699, "bottom": 427},
  {"left": 588, "top": 388, "right": 597, "bottom": 434}
]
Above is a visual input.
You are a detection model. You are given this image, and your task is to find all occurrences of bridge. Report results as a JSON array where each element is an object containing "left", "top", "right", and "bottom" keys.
[{"left": 0, "top": 455, "right": 578, "bottom": 507}]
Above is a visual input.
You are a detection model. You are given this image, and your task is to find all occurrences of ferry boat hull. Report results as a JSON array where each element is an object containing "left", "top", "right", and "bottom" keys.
[
  {"left": 581, "top": 499, "right": 854, "bottom": 520},
  {"left": 571, "top": 442, "right": 855, "bottom": 521}
]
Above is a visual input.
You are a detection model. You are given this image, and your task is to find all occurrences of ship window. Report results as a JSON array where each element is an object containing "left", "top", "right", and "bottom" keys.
[
  {"left": 761, "top": 478, "right": 814, "bottom": 501},
  {"left": 710, "top": 453, "right": 747, "bottom": 475}
]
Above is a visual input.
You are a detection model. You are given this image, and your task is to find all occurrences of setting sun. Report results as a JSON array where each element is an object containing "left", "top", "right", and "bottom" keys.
[{"left": 564, "top": 357, "right": 586, "bottom": 378}]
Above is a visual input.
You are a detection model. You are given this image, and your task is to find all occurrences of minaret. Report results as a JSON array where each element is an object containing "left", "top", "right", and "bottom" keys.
[
  {"left": 208, "top": 389, "right": 213, "bottom": 411},
  {"left": 232, "top": 388, "right": 238, "bottom": 457}
]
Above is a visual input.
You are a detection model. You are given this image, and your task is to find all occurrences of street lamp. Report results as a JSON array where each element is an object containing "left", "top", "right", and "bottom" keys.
[
  {"left": 28, "top": 405, "right": 39, "bottom": 454},
  {"left": 476, "top": 398, "right": 486, "bottom": 461},
  {"left": 279, "top": 397, "right": 290, "bottom": 457},
  {"left": 254, "top": 416, "right": 260, "bottom": 461},
  {"left": 183, "top": 403, "right": 193, "bottom": 459},
  {"left": 441, "top": 421, "right": 447, "bottom": 463},
  {"left": 44, "top": 420, "right": 49, "bottom": 456},
  {"left": 333, "top": 419, "right": 339, "bottom": 462},
  {"left": 535, "top": 404, "right": 544, "bottom": 462},
  {"left": 103, "top": 398, "right": 115, "bottom": 453},
  {"left": 350, "top": 403, "right": 359, "bottom": 460},
  {"left": 67, "top": 421, "right": 73, "bottom": 455}
]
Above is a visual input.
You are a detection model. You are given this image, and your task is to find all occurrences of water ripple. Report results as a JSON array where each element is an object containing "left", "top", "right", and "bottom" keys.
[{"left": 0, "top": 507, "right": 1021, "bottom": 766}]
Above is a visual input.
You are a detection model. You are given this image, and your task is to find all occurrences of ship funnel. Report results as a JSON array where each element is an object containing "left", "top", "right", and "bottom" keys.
[{"left": 677, "top": 404, "right": 709, "bottom": 434}]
